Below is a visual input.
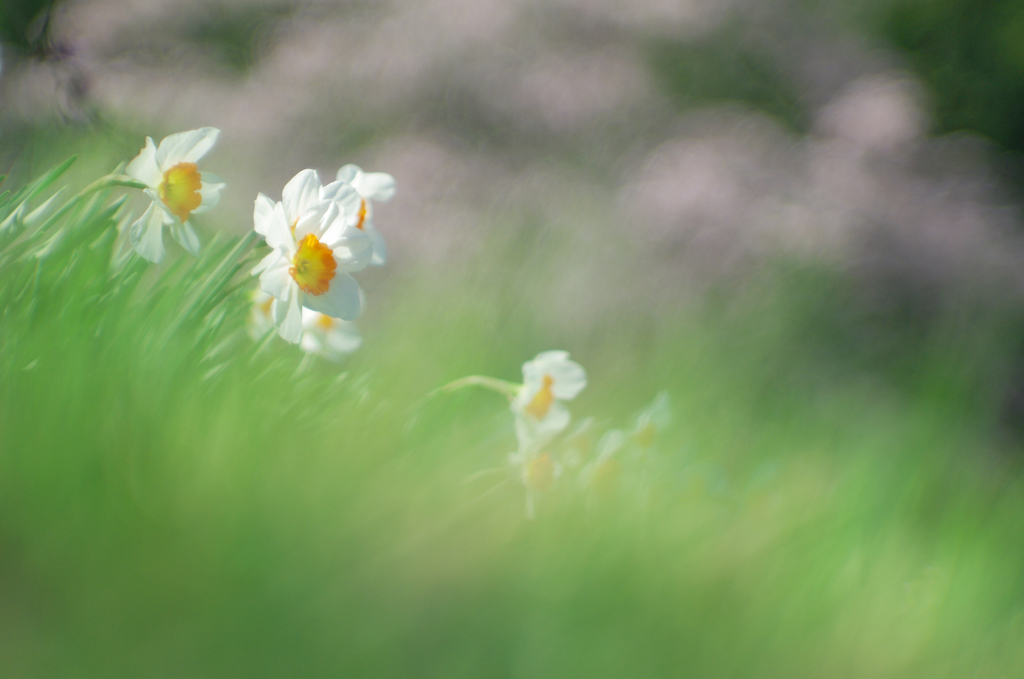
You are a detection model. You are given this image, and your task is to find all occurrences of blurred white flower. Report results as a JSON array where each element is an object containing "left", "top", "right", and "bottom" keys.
[
  {"left": 580, "top": 428, "right": 625, "bottom": 494},
  {"left": 631, "top": 391, "right": 672, "bottom": 450},
  {"left": 247, "top": 288, "right": 276, "bottom": 340},
  {"left": 336, "top": 164, "right": 396, "bottom": 266},
  {"left": 300, "top": 308, "right": 362, "bottom": 361},
  {"left": 512, "top": 350, "right": 587, "bottom": 448},
  {"left": 251, "top": 170, "right": 372, "bottom": 344},
  {"left": 559, "top": 417, "right": 596, "bottom": 470},
  {"left": 508, "top": 447, "right": 562, "bottom": 519},
  {"left": 125, "top": 127, "right": 225, "bottom": 263}
]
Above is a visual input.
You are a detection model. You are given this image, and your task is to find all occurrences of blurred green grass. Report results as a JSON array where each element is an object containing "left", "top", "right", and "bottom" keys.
[{"left": 2, "top": 143, "right": 1024, "bottom": 678}]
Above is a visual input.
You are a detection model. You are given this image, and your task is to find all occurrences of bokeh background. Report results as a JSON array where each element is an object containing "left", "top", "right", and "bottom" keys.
[{"left": 5, "top": 0, "right": 1024, "bottom": 676}]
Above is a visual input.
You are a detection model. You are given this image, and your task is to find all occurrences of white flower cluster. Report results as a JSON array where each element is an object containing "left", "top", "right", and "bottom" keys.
[
  {"left": 125, "top": 128, "right": 394, "bottom": 359},
  {"left": 250, "top": 165, "right": 393, "bottom": 346},
  {"left": 498, "top": 351, "right": 672, "bottom": 517},
  {"left": 121, "top": 129, "right": 667, "bottom": 519}
]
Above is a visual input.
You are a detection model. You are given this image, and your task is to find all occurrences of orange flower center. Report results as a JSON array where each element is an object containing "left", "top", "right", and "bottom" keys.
[
  {"left": 525, "top": 453, "right": 555, "bottom": 491},
  {"left": 289, "top": 234, "right": 336, "bottom": 296},
  {"left": 158, "top": 162, "right": 202, "bottom": 223},
  {"left": 355, "top": 199, "right": 368, "bottom": 230},
  {"left": 524, "top": 374, "right": 555, "bottom": 419}
]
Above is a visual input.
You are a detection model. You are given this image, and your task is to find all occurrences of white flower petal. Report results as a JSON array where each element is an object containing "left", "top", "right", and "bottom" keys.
[
  {"left": 536, "top": 402, "right": 571, "bottom": 435},
  {"left": 251, "top": 249, "right": 283, "bottom": 277},
  {"left": 321, "top": 205, "right": 359, "bottom": 243},
  {"left": 125, "top": 137, "right": 161, "bottom": 188},
  {"left": 335, "top": 164, "right": 361, "bottom": 184},
  {"left": 595, "top": 429, "right": 626, "bottom": 462},
  {"left": 511, "top": 385, "right": 532, "bottom": 414},
  {"left": 295, "top": 200, "right": 336, "bottom": 241},
  {"left": 300, "top": 307, "right": 321, "bottom": 327},
  {"left": 299, "top": 310, "right": 362, "bottom": 360},
  {"left": 319, "top": 180, "right": 362, "bottom": 217},
  {"left": 300, "top": 331, "right": 322, "bottom": 355},
  {"left": 532, "top": 350, "right": 571, "bottom": 368},
  {"left": 191, "top": 172, "right": 225, "bottom": 214},
  {"left": 169, "top": 220, "right": 201, "bottom": 256},
  {"left": 325, "top": 326, "right": 362, "bottom": 354},
  {"left": 522, "top": 351, "right": 567, "bottom": 387},
  {"left": 514, "top": 403, "right": 570, "bottom": 451},
  {"left": 548, "top": 360, "right": 586, "bottom": 400},
  {"left": 282, "top": 169, "right": 323, "bottom": 222},
  {"left": 248, "top": 289, "right": 276, "bottom": 340},
  {"left": 274, "top": 294, "right": 303, "bottom": 344},
  {"left": 155, "top": 128, "right": 220, "bottom": 169},
  {"left": 128, "top": 201, "right": 166, "bottom": 263},
  {"left": 253, "top": 193, "right": 278, "bottom": 237},
  {"left": 365, "top": 223, "right": 387, "bottom": 266},
  {"left": 356, "top": 172, "right": 396, "bottom": 202},
  {"left": 263, "top": 202, "right": 295, "bottom": 254},
  {"left": 327, "top": 231, "right": 372, "bottom": 272},
  {"left": 301, "top": 273, "right": 363, "bottom": 320},
  {"left": 260, "top": 262, "right": 293, "bottom": 302},
  {"left": 638, "top": 391, "right": 672, "bottom": 432}
]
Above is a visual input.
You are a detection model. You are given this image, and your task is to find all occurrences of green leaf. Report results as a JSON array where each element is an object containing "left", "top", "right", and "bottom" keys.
[{"left": 0, "top": 155, "right": 76, "bottom": 222}]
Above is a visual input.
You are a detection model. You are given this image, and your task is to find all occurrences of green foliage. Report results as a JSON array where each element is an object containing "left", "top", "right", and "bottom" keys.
[
  {"left": 646, "top": 26, "right": 808, "bottom": 133},
  {"left": 175, "top": 5, "right": 293, "bottom": 74},
  {"left": 2, "top": 160, "right": 1024, "bottom": 677},
  {"left": 875, "top": 0, "right": 1024, "bottom": 154},
  {"left": 0, "top": 0, "right": 57, "bottom": 56}
]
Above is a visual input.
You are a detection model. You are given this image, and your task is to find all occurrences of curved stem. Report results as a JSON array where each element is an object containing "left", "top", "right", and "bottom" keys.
[
  {"left": 79, "top": 174, "right": 148, "bottom": 195},
  {"left": 39, "top": 174, "right": 148, "bottom": 235},
  {"left": 428, "top": 375, "right": 521, "bottom": 402}
]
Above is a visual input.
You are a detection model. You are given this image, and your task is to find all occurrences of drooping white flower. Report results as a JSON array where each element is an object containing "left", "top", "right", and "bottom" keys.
[
  {"left": 300, "top": 308, "right": 362, "bottom": 361},
  {"left": 512, "top": 350, "right": 587, "bottom": 449},
  {"left": 336, "top": 164, "right": 395, "bottom": 266},
  {"left": 251, "top": 170, "right": 372, "bottom": 344},
  {"left": 508, "top": 445, "right": 562, "bottom": 519},
  {"left": 125, "top": 127, "right": 225, "bottom": 263}
]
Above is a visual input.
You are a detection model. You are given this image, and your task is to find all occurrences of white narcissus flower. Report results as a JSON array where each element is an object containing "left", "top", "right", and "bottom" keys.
[
  {"left": 251, "top": 170, "right": 372, "bottom": 344},
  {"left": 300, "top": 308, "right": 362, "bottom": 361},
  {"left": 336, "top": 164, "right": 395, "bottom": 266},
  {"left": 125, "top": 127, "right": 225, "bottom": 263},
  {"left": 512, "top": 350, "right": 587, "bottom": 449}
]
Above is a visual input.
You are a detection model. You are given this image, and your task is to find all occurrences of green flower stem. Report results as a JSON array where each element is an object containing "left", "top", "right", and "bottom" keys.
[
  {"left": 407, "top": 375, "right": 521, "bottom": 420},
  {"left": 38, "top": 174, "right": 147, "bottom": 236},
  {"left": 79, "top": 174, "right": 148, "bottom": 195},
  {"left": 425, "top": 375, "right": 522, "bottom": 402}
]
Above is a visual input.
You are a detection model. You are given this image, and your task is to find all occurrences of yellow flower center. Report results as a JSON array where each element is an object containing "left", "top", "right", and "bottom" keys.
[
  {"left": 524, "top": 374, "right": 555, "bottom": 420},
  {"left": 258, "top": 296, "right": 274, "bottom": 317},
  {"left": 158, "top": 162, "right": 202, "bottom": 223},
  {"left": 525, "top": 452, "right": 555, "bottom": 491},
  {"left": 316, "top": 313, "right": 336, "bottom": 330},
  {"left": 289, "top": 234, "right": 336, "bottom": 296},
  {"left": 355, "top": 199, "right": 367, "bottom": 230}
]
